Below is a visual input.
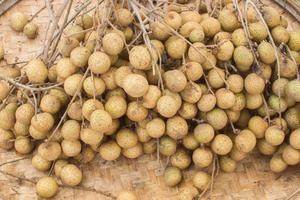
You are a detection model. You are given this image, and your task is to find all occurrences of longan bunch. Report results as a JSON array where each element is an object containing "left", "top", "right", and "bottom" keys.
[
  {"left": 1, "top": 0, "right": 300, "bottom": 199},
  {"left": 10, "top": 11, "right": 38, "bottom": 39}
]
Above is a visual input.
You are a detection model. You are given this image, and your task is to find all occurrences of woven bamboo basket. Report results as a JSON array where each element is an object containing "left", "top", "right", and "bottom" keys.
[{"left": 1, "top": 0, "right": 300, "bottom": 200}]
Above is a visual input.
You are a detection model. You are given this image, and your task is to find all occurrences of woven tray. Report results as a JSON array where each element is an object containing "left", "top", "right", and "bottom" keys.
[{"left": 1, "top": 0, "right": 300, "bottom": 199}]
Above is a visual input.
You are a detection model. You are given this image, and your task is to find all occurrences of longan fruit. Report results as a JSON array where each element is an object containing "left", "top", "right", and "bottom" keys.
[
  {"left": 146, "top": 118, "right": 165, "bottom": 138},
  {"left": 170, "top": 148, "right": 191, "bottom": 170},
  {"left": 189, "top": 28, "right": 205, "bottom": 43},
  {"left": 279, "top": 57, "right": 298, "bottom": 79},
  {"left": 36, "top": 176, "right": 58, "bottom": 198},
  {"left": 270, "top": 154, "right": 288, "bottom": 173},
  {"left": 102, "top": 32, "right": 124, "bottom": 55},
  {"left": 202, "top": 52, "right": 217, "bottom": 70},
  {"left": 235, "top": 129, "right": 256, "bottom": 153},
  {"left": 218, "top": 9, "right": 238, "bottom": 32},
  {"left": 0, "top": 66, "right": 21, "bottom": 78},
  {"left": 211, "top": 134, "right": 233, "bottom": 155},
  {"left": 206, "top": 108, "right": 228, "bottom": 130},
  {"left": 249, "top": 22, "right": 268, "bottom": 42},
  {"left": 258, "top": 41, "right": 276, "bottom": 64},
  {"left": 114, "top": 66, "right": 132, "bottom": 88},
  {"left": 231, "top": 28, "right": 247, "bottom": 46},
  {"left": 48, "top": 89, "right": 68, "bottom": 108},
  {"left": 166, "top": 116, "right": 188, "bottom": 140},
  {"left": 31, "top": 112, "right": 54, "bottom": 133},
  {"left": 54, "top": 159, "right": 68, "bottom": 177},
  {"left": 82, "top": 99, "right": 104, "bottom": 121},
  {"left": 215, "top": 88, "right": 235, "bottom": 109},
  {"left": 290, "top": 129, "right": 300, "bottom": 149},
  {"left": 0, "top": 108, "right": 16, "bottom": 130},
  {"left": 15, "top": 103, "right": 34, "bottom": 125},
  {"left": 0, "top": 81, "right": 9, "bottom": 101},
  {"left": 66, "top": 25, "right": 85, "bottom": 41},
  {"left": 229, "top": 144, "right": 246, "bottom": 161},
  {"left": 263, "top": 6, "right": 280, "bottom": 28},
  {"left": 272, "top": 78, "right": 289, "bottom": 97},
  {"left": 100, "top": 67, "right": 117, "bottom": 90},
  {"left": 183, "top": 62, "right": 203, "bottom": 81},
  {"left": 285, "top": 80, "right": 300, "bottom": 102},
  {"left": 248, "top": 116, "right": 268, "bottom": 139},
  {"left": 164, "top": 70, "right": 187, "bottom": 93},
  {"left": 40, "top": 94, "right": 61, "bottom": 114},
  {"left": 142, "top": 85, "right": 162, "bottom": 109},
  {"left": 88, "top": 51, "right": 111, "bottom": 74},
  {"left": 123, "top": 74, "right": 149, "bottom": 97},
  {"left": 14, "top": 121, "right": 29, "bottom": 136},
  {"left": 64, "top": 73, "right": 83, "bottom": 96},
  {"left": 70, "top": 47, "right": 91, "bottom": 68},
  {"left": 187, "top": 42, "right": 207, "bottom": 64},
  {"left": 0, "top": 129, "right": 14, "bottom": 149},
  {"left": 126, "top": 101, "right": 148, "bottom": 122},
  {"left": 207, "top": 68, "right": 225, "bottom": 89},
  {"left": 116, "top": 8, "right": 133, "bottom": 26},
  {"left": 180, "top": 11, "right": 202, "bottom": 23},
  {"left": 244, "top": 73, "right": 265, "bottom": 95},
  {"left": 164, "top": 89, "right": 182, "bottom": 109},
  {"left": 25, "top": 59, "right": 48, "bottom": 83},
  {"left": 61, "top": 139, "right": 81, "bottom": 157},
  {"left": 192, "top": 148, "right": 213, "bottom": 168},
  {"left": 23, "top": 22, "right": 38, "bottom": 39},
  {"left": 104, "top": 96, "right": 127, "bottom": 119},
  {"left": 56, "top": 58, "right": 78, "bottom": 80},
  {"left": 159, "top": 136, "right": 177, "bottom": 156},
  {"left": 257, "top": 139, "right": 277, "bottom": 156},
  {"left": 178, "top": 181, "right": 199, "bottom": 200},
  {"left": 178, "top": 102, "right": 197, "bottom": 119},
  {"left": 220, "top": 156, "right": 237, "bottom": 173},
  {"left": 105, "top": 119, "right": 120, "bottom": 136},
  {"left": 165, "top": 36, "right": 187, "bottom": 59},
  {"left": 246, "top": 93, "right": 263, "bottom": 110},
  {"left": 99, "top": 140, "right": 121, "bottom": 161},
  {"left": 150, "top": 21, "right": 170, "bottom": 41},
  {"left": 193, "top": 123, "right": 215, "bottom": 144},
  {"left": 14, "top": 136, "right": 33, "bottom": 154},
  {"left": 234, "top": 46, "right": 254, "bottom": 72},
  {"left": 216, "top": 40, "right": 234, "bottom": 61},
  {"left": 75, "top": 14, "right": 93, "bottom": 29},
  {"left": 122, "top": 142, "right": 143, "bottom": 159},
  {"left": 284, "top": 107, "right": 300, "bottom": 130},
  {"left": 268, "top": 95, "right": 288, "bottom": 113},
  {"left": 136, "top": 126, "right": 151, "bottom": 143},
  {"left": 143, "top": 139, "right": 157, "bottom": 154},
  {"left": 197, "top": 94, "right": 216, "bottom": 112},
  {"left": 227, "top": 74, "right": 244, "bottom": 93},
  {"left": 117, "top": 190, "right": 138, "bottom": 200},
  {"left": 288, "top": 32, "right": 300, "bottom": 51},
  {"left": 29, "top": 125, "right": 48, "bottom": 140},
  {"left": 116, "top": 128, "right": 138, "bottom": 149},
  {"left": 80, "top": 127, "right": 103, "bottom": 146},
  {"left": 83, "top": 76, "right": 106, "bottom": 97},
  {"left": 61, "top": 120, "right": 80, "bottom": 141},
  {"left": 67, "top": 100, "right": 82, "bottom": 121},
  {"left": 271, "top": 26, "right": 289, "bottom": 45},
  {"left": 10, "top": 12, "right": 28, "bottom": 31},
  {"left": 38, "top": 142, "right": 61, "bottom": 161},
  {"left": 200, "top": 17, "right": 221, "bottom": 37},
  {"left": 179, "top": 21, "right": 203, "bottom": 38},
  {"left": 90, "top": 109, "right": 112, "bottom": 132},
  {"left": 58, "top": 37, "right": 80, "bottom": 57},
  {"left": 60, "top": 164, "right": 82, "bottom": 186},
  {"left": 282, "top": 145, "right": 300, "bottom": 165},
  {"left": 183, "top": 133, "right": 199, "bottom": 150},
  {"left": 32, "top": 154, "right": 52, "bottom": 172},
  {"left": 164, "top": 11, "right": 182, "bottom": 30},
  {"left": 164, "top": 166, "right": 182, "bottom": 187},
  {"left": 265, "top": 126, "right": 285, "bottom": 146},
  {"left": 180, "top": 82, "right": 202, "bottom": 104},
  {"left": 156, "top": 95, "right": 178, "bottom": 118}
]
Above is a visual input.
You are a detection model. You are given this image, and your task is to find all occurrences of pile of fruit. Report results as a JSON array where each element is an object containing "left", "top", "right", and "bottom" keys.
[{"left": 1, "top": 0, "right": 300, "bottom": 199}]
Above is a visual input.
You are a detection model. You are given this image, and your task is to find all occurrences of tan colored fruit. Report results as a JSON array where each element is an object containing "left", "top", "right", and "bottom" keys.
[
  {"left": 189, "top": 28, "right": 205, "bottom": 43},
  {"left": 15, "top": 103, "right": 34, "bottom": 125},
  {"left": 248, "top": 116, "right": 268, "bottom": 138},
  {"left": 32, "top": 154, "right": 52, "bottom": 172},
  {"left": 192, "top": 147, "right": 213, "bottom": 168},
  {"left": 216, "top": 40, "right": 234, "bottom": 61},
  {"left": 116, "top": 129, "right": 138, "bottom": 149},
  {"left": 14, "top": 121, "right": 29, "bottom": 136},
  {"left": 88, "top": 51, "right": 111, "bottom": 74},
  {"left": 102, "top": 32, "right": 124, "bottom": 55},
  {"left": 156, "top": 95, "right": 178, "bottom": 118},
  {"left": 179, "top": 22, "right": 203, "bottom": 38},
  {"left": 142, "top": 85, "right": 161, "bottom": 109},
  {"left": 70, "top": 47, "right": 91, "bottom": 68},
  {"left": 215, "top": 88, "right": 235, "bottom": 109},
  {"left": 194, "top": 123, "right": 214, "bottom": 144},
  {"left": 218, "top": 9, "right": 238, "bottom": 32},
  {"left": 235, "top": 129, "right": 257, "bottom": 153},
  {"left": 38, "top": 142, "right": 61, "bottom": 161},
  {"left": 246, "top": 93, "right": 263, "bottom": 110},
  {"left": 0, "top": 129, "right": 14, "bottom": 149},
  {"left": 229, "top": 145, "right": 246, "bottom": 161},
  {"left": 159, "top": 136, "right": 177, "bottom": 156},
  {"left": 25, "top": 59, "right": 48, "bottom": 83},
  {"left": 234, "top": 46, "right": 254, "bottom": 72},
  {"left": 231, "top": 28, "right": 247, "bottom": 46},
  {"left": 265, "top": 126, "right": 285, "bottom": 146},
  {"left": 257, "top": 139, "right": 277, "bottom": 155},
  {"left": 211, "top": 134, "right": 233, "bottom": 155},
  {"left": 270, "top": 154, "right": 288, "bottom": 173},
  {"left": 180, "top": 82, "right": 202, "bottom": 104},
  {"left": 14, "top": 136, "right": 33, "bottom": 154},
  {"left": 129, "top": 46, "right": 151, "bottom": 70},
  {"left": 67, "top": 100, "right": 82, "bottom": 121},
  {"left": 288, "top": 32, "right": 300, "bottom": 51},
  {"left": 116, "top": 8, "right": 133, "bottom": 26},
  {"left": 105, "top": 96, "right": 127, "bottom": 119},
  {"left": 80, "top": 127, "right": 103, "bottom": 146},
  {"left": 29, "top": 125, "right": 48, "bottom": 140},
  {"left": 165, "top": 36, "right": 187, "bottom": 59},
  {"left": 23, "top": 22, "right": 38, "bottom": 39},
  {"left": 54, "top": 160, "right": 68, "bottom": 177},
  {"left": 56, "top": 58, "right": 78, "bottom": 80},
  {"left": 282, "top": 145, "right": 300, "bottom": 165},
  {"left": 64, "top": 73, "right": 83, "bottom": 96},
  {"left": 90, "top": 109, "right": 112, "bottom": 132},
  {"left": 166, "top": 116, "right": 188, "bottom": 140},
  {"left": 40, "top": 94, "right": 61, "bottom": 114},
  {"left": 279, "top": 57, "right": 298, "bottom": 79},
  {"left": 123, "top": 74, "right": 149, "bottom": 97},
  {"left": 164, "top": 11, "right": 182, "bottom": 30},
  {"left": 36, "top": 176, "right": 58, "bottom": 198},
  {"left": 271, "top": 26, "right": 289, "bottom": 44},
  {"left": 170, "top": 148, "right": 191, "bottom": 170},
  {"left": 268, "top": 95, "right": 288, "bottom": 113},
  {"left": 75, "top": 14, "right": 93, "bottom": 29},
  {"left": 150, "top": 21, "right": 170, "bottom": 41},
  {"left": 197, "top": 94, "right": 216, "bottom": 112},
  {"left": 0, "top": 81, "right": 9, "bottom": 101},
  {"left": 61, "top": 139, "right": 81, "bottom": 157},
  {"left": 180, "top": 11, "right": 202, "bottom": 23},
  {"left": 126, "top": 101, "right": 148, "bottom": 122},
  {"left": 10, "top": 12, "right": 28, "bottom": 31},
  {"left": 164, "top": 166, "right": 182, "bottom": 187},
  {"left": 206, "top": 108, "right": 228, "bottom": 130},
  {"left": 183, "top": 133, "right": 199, "bottom": 150},
  {"left": 146, "top": 118, "right": 165, "bottom": 138},
  {"left": 99, "top": 141, "right": 121, "bottom": 161},
  {"left": 258, "top": 41, "right": 276, "bottom": 64},
  {"left": 249, "top": 22, "right": 268, "bottom": 42},
  {"left": 263, "top": 6, "right": 280, "bottom": 28},
  {"left": 66, "top": 25, "right": 85, "bottom": 41},
  {"left": 220, "top": 156, "right": 237, "bottom": 173},
  {"left": 178, "top": 102, "right": 197, "bottom": 119},
  {"left": 82, "top": 99, "right": 104, "bottom": 121},
  {"left": 244, "top": 73, "right": 265, "bottom": 94},
  {"left": 290, "top": 129, "right": 300, "bottom": 149},
  {"left": 164, "top": 70, "right": 187, "bottom": 93},
  {"left": 60, "top": 164, "right": 82, "bottom": 186},
  {"left": 122, "top": 143, "right": 143, "bottom": 159},
  {"left": 83, "top": 76, "right": 106, "bottom": 97},
  {"left": 200, "top": 17, "right": 221, "bottom": 37},
  {"left": 183, "top": 62, "right": 203, "bottom": 81},
  {"left": 285, "top": 80, "right": 300, "bottom": 102},
  {"left": 31, "top": 112, "right": 54, "bottom": 132},
  {"left": 187, "top": 42, "right": 207, "bottom": 64},
  {"left": 193, "top": 171, "right": 210, "bottom": 190},
  {"left": 207, "top": 68, "right": 225, "bottom": 89},
  {"left": 58, "top": 37, "right": 80, "bottom": 57}
]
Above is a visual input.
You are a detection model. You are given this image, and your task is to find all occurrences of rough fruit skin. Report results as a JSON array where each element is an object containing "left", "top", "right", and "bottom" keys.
[
  {"left": 192, "top": 148, "right": 213, "bottom": 168},
  {"left": 90, "top": 109, "right": 112, "bottom": 132},
  {"left": 192, "top": 171, "right": 211, "bottom": 190},
  {"left": 211, "top": 134, "right": 233, "bottom": 155},
  {"left": 218, "top": 9, "right": 239, "bottom": 32},
  {"left": 166, "top": 36, "right": 187, "bottom": 59},
  {"left": 288, "top": 32, "right": 300, "bottom": 51},
  {"left": 244, "top": 73, "right": 265, "bottom": 95},
  {"left": 38, "top": 142, "right": 62, "bottom": 161},
  {"left": 235, "top": 129, "right": 257, "bottom": 153},
  {"left": 36, "top": 177, "right": 58, "bottom": 198},
  {"left": 234, "top": 46, "right": 254, "bottom": 72},
  {"left": 23, "top": 22, "right": 38, "bottom": 39},
  {"left": 70, "top": 47, "right": 91, "bottom": 68},
  {"left": 249, "top": 22, "right": 268, "bottom": 42},
  {"left": 129, "top": 46, "right": 151, "bottom": 70},
  {"left": 60, "top": 164, "right": 82, "bottom": 186},
  {"left": 116, "top": 8, "right": 133, "bottom": 27},
  {"left": 10, "top": 12, "right": 28, "bottom": 31},
  {"left": 99, "top": 141, "right": 121, "bottom": 161},
  {"left": 164, "top": 70, "right": 187, "bottom": 93},
  {"left": 257, "top": 41, "right": 276, "bottom": 64},
  {"left": 206, "top": 108, "right": 228, "bottom": 130},
  {"left": 123, "top": 74, "right": 149, "bottom": 98},
  {"left": 216, "top": 40, "right": 234, "bottom": 61},
  {"left": 290, "top": 129, "right": 300, "bottom": 149},
  {"left": 285, "top": 80, "right": 300, "bottom": 102},
  {"left": 25, "top": 59, "right": 48, "bottom": 83},
  {"left": 102, "top": 33, "right": 124, "bottom": 55},
  {"left": 163, "top": 166, "right": 182, "bottom": 187},
  {"left": 200, "top": 17, "right": 221, "bottom": 37},
  {"left": 271, "top": 26, "right": 289, "bottom": 44}
]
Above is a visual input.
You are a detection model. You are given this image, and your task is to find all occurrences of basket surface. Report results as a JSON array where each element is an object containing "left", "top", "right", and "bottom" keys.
[{"left": 1, "top": 0, "right": 300, "bottom": 200}]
